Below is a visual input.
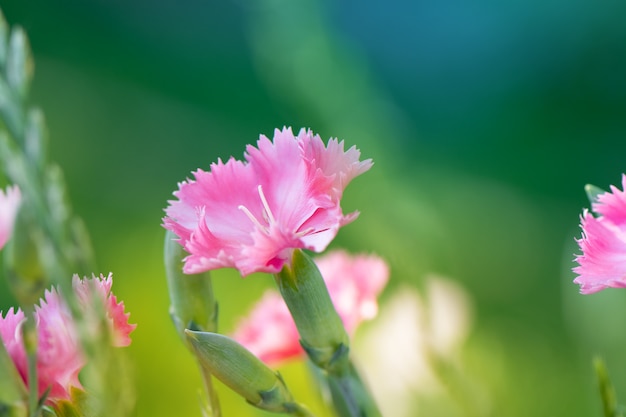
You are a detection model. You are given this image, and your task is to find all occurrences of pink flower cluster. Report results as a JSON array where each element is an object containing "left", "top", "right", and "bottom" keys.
[
  {"left": 574, "top": 174, "right": 626, "bottom": 294},
  {"left": 0, "top": 185, "right": 21, "bottom": 250},
  {"left": 163, "top": 127, "right": 372, "bottom": 276},
  {"left": 232, "top": 250, "right": 389, "bottom": 365},
  {"left": 0, "top": 274, "right": 135, "bottom": 404}
]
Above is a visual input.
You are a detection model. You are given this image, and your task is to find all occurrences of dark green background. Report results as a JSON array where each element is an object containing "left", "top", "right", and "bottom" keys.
[{"left": 1, "top": 0, "right": 626, "bottom": 415}]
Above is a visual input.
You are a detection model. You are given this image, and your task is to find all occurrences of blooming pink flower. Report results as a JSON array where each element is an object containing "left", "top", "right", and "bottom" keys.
[
  {"left": 0, "top": 185, "right": 21, "bottom": 250},
  {"left": 232, "top": 251, "right": 389, "bottom": 365},
  {"left": 163, "top": 127, "right": 372, "bottom": 276},
  {"left": 574, "top": 174, "right": 626, "bottom": 294},
  {"left": 0, "top": 274, "right": 135, "bottom": 404}
]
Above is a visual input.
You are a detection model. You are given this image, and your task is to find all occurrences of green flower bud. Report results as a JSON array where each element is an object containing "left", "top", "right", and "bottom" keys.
[
  {"left": 185, "top": 331, "right": 295, "bottom": 413},
  {"left": 275, "top": 249, "right": 349, "bottom": 372},
  {"left": 164, "top": 231, "right": 218, "bottom": 342}
]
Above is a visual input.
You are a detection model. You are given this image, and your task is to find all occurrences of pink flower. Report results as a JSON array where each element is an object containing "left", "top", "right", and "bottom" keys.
[
  {"left": 0, "top": 185, "right": 21, "bottom": 250},
  {"left": 73, "top": 273, "right": 136, "bottom": 347},
  {"left": 574, "top": 174, "right": 626, "bottom": 294},
  {"left": 232, "top": 251, "right": 389, "bottom": 365},
  {"left": 163, "top": 127, "right": 372, "bottom": 276},
  {"left": 317, "top": 250, "right": 390, "bottom": 333},
  {"left": 0, "top": 274, "right": 135, "bottom": 404}
]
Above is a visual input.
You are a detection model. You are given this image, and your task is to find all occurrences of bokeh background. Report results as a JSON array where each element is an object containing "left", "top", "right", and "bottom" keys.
[{"left": 1, "top": 0, "right": 626, "bottom": 415}]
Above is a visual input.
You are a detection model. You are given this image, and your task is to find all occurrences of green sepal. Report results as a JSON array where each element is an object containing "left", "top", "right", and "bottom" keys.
[
  {"left": 185, "top": 330, "right": 294, "bottom": 412},
  {"left": 300, "top": 340, "right": 349, "bottom": 375},
  {"left": 274, "top": 249, "right": 349, "bottom": 370}
]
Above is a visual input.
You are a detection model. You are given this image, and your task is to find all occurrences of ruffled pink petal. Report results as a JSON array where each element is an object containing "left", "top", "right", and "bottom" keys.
[
  {"left": 35, "top": 288, "right": 84, "bottom": 401},
  {"left": 163, "top": 127, "right": 371, "bottom": 276},
  {"left": 0, "top": 185, "right": 21, "bottom": 250},
  {"left": 301, "top": 129, "right": 373, "bottom": 200},
  {"left": 574, "top": 210, "right": 626, "bottom": 294},
  {"left": 593, "top": 174, "right": 626, "bottom": 226},
  {"left": 0, "top": 307, "right": 27, "bottom": 381}
]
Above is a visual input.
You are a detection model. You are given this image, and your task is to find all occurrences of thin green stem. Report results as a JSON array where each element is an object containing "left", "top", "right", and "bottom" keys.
[
  {"left": 198, "top": 361, "right": 221, "bottom": 417},
  {"left": 287, "top": 402, "right": 317, "bottom": 417},
  {"left": 326, "top": 360, "right": 381, "bottom": 417},
  {"left": 22, "top": 309, "right": 39, "bottom": 417}
]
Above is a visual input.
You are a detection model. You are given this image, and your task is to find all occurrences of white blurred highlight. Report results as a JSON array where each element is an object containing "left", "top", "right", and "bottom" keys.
[{"left": 353, "top": 276, "right": 473, "bottom": 417}]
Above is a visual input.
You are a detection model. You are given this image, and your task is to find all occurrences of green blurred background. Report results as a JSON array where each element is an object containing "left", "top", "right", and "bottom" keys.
[{"left": 1, "top": 0, "right": 626, "bottom": 415}]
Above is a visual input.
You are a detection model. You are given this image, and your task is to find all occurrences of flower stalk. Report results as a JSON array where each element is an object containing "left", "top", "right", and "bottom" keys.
[
  {"left": 275, "top": 249, "right": 381, "bottom": 417},
  {"left": 164, "top": 230, "right": 221, "bottom": 416}
]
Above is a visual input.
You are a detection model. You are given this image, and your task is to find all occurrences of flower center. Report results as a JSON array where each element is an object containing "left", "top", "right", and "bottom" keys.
[{"left": 238, "top": 185, "right": 276, "bottom": 234}]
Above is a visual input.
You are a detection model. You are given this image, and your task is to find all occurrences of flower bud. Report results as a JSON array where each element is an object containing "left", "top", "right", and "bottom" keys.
[
  {"left": 164, "top": 231, "right": 218, "bottom": 342},
  {"left": 185, "top": 330, "right": 295, "bottom": 413}
]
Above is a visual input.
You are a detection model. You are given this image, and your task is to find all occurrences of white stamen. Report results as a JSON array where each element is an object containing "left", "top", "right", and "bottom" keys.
[
  {"left": 295, "top": 227, "right": 315, "bottom": 238},
  {"left": 238, "top": 204, "right": 267, "bottom": 232},
  {"left": 257, "top": 185, "right": 276, "bottom": 225},
  {"left": 237, "top": 186, "right": 276, "bottom": 235}
]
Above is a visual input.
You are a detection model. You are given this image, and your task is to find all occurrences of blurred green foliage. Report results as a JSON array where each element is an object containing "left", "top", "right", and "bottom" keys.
[{"left": 1, "top": 0, "right": 625, "bottom": 416}]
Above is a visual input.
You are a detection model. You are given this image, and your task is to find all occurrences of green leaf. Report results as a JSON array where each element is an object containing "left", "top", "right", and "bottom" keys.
[
  {"left": 0, "top": 339, "right": 27, "bottom": 412},
  {"left": 6, "top": 27, "right": 33, "bottom": 98},
  {"left": 594, "top": 357, "right": 624, "bottom": 417},
  {"left": 585, "top": 184, "right": 606, "bottom": 209}
]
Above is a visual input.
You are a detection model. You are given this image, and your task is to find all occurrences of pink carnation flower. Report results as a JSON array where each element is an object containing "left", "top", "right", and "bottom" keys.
[
  {"left": 0, "top": 273, "right": 135, "bottom": 404},
  {"left": 232, "top": 251, "right": 389, "bottom": 365},
  {"left": 574, "top": 174, "right": 626, "bottom": 294},
  {"left": 0, "top": 185, "right": 21, "bottom": 250},
  {"left": 163, "top": 127, "right": 372, "bottom": 276}
]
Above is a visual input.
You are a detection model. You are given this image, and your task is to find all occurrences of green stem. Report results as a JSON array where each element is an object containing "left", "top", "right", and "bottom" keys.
[
  {"left": 22, "top": 309, "right": 39, "bottom": 417},
  {"left": 326, "top": 360, "right": 381, "bottom": 417},
  {"left": 287, "top": 402, "right": 317, "bottom": 417},
  {"left": 198, "top": 361, "right": 221, "bottom": 417}
]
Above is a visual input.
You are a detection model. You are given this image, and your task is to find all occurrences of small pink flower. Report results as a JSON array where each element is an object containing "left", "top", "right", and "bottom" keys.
[
  {"left": 317, "top": 250, "right": 390, "bottom": 333},
  {"left": 574, "top": 174, "right": 626, "bottom": 294},
  {"left": 163, "top": 127, "right": 372, "bottom": 276},
  {"left": 0, "top": 185, "right": 21, "bottom": 250},
  {"left": 232, "top": 251, "right": 389, "bottom": 365},
  {"left": 73, "top": 273, "right": 136, "bottom": 347},
  {"left": 0, "top": 274, "right": 135, "bottom": 404}
]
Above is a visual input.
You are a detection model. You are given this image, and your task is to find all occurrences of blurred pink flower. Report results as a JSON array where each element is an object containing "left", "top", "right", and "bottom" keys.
[
  {"left": 0, "top": 185, "right": 21, "bottom": 250},
  {"left": 232, "top": 251, "right": 389, "bottom": 365},
  {"left": 0, "top": 274, "right": 135, "bottom": 404},
  {"left": 574, "top": 174, "right": 626, "bottom": 294},
  {"left": 163, "top": 127, "right": 372, "bottom": 276},
  {"left": 73, "top": 273, "right": 136, "bottom": 347}
]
